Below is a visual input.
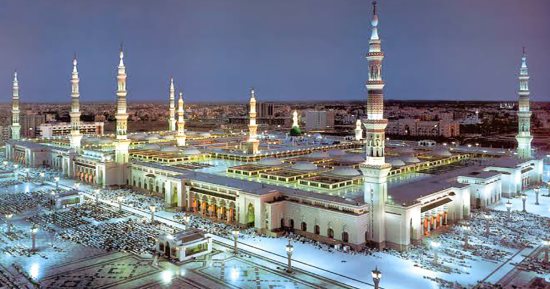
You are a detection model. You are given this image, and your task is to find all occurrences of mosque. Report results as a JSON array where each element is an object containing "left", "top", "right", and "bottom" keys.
[{"left": 4, "top": 2, "right": 544, "bottom": 250}]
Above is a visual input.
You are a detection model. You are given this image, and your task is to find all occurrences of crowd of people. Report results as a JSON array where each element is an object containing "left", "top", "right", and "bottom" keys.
[
  {"left": 0, "top": 189, "right": 52, "bottom": 216},
  {"left": 94, "top": 188, "right": 166, "bottom": 212}
]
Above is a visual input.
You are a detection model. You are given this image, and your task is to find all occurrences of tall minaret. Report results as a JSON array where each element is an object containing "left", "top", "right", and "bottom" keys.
[
  {"left": 114, "top": 47, "right": 130, "bottom": 164},
  {"left": 359, "top": 1, "right": 391, "bottom": 248},
  {"left": 516, "top": 47, "right": 533, "bottom": 159},
  {"left": 10, "top": 71, "right": 21, "bottom": 140},
  {"left": 355, "top": 119, "right": 363, "bottom": 141},
  {"left": 292, "top": 110, "right": 299, "bottom": 129},
  {"left": 176, "top": 92, "right": 186, "bottom": 147},
  {"left": 168, "top": 77, "right": 176, "bottom": 132},
  {"left": 247, "top": 88, "right": 259, "bottom": 154},
  {"left": 69, "top": 56, "right": 83, "bottom": 150}
]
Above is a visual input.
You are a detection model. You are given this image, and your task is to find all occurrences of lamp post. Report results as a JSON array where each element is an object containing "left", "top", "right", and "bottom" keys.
[
  {"left": 371, "top": 267, "right": 382, "bottom": 289},
  {"left": 544, "top": 240, "right": 549, "bottom": 264},
  {"left": 232, "top": 229, "right": 239, "bottom": 254},
  {"left": 5, "top": 213, "right": 13, "bottom": 234},
  {"left": 534, "top": 187, "right": 540, "bottom": 205},
  {"left": 74, "top": 182, "right": 80, "bottom": 192},
  {"left": 31, "top": 224, "right": 38, "bottom": 252},
  {"left": 117, "top": 196, "right": 123, "bottom": 212},
  {"left": 95, "top": 189, "right": 100, "bottom": 204},
  {"left": 25, "top": 168, "right": 30, "bottom": 180},
  {"left": 463, "top": 225, "right": 470, "bottom": 249},
  {"left": 149, "top": 205, "right": 156, "bottom": 223},
  {"left": 54, "top": 176, "right": 60, "bottom": 193},
  {"left": 39, "top": 172, "right": 45, "bottom": 185},
  {"left": 2, "top": 161, "right": 7, "bottom": 168},
  {"left": 431, "top": 240, "right": 441, "bottom": 265},
  {"left": 485, "top": 215, "right": 492, "bottom": 236},
  {"left": 505, "top": 200, "right": 512, "bottom": 220},
  {"left": 183, "top": 215, "right": 191, "bottom": 230},
  {"left": 285, "top": 240, "right": 294, "bottom": 273},
  {"left": 521, "top": 194, "right": 527, "bottom": 212}
]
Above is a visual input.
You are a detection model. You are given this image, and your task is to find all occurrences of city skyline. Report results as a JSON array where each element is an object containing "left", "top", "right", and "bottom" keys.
[{"left": 0, "top": 0, "right": 549, "bottom": 103}]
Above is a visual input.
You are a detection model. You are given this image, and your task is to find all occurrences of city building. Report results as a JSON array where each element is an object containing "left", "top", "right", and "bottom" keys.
[
  {"left": 305, "top": 110, "right": 335, "bottom": 131},
  {"left": 387, "top": 119, "right": 460, "bottom": 138},
  {"left": 38, "top": 122, "right": 105, "bottom": 138}
]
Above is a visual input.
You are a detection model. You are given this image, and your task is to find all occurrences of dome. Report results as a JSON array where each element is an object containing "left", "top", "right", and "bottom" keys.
[
  {"left": 313, "top": 133, "right": 322, "bottom": 139},
  {"left": 432, "top": 148, "right": 452, "bottom": 157},
  {"left": 328, "top": 150, "right": 346, "bottom": 157},
  {"left": 199, "top": 132, "right": 211, "bottom": 137},
  {"left": 257, "top": 158, "right": 283, "bottom": 166},
  {"left": 160, "top": 146, "right": 178, "bottom": 152},
  {"left": 289, "top": 126, "right": 302, "bottom": 136},
  {"left": 402, "top": 156, "right": 421, "bottom": 163},
  {"left": 331, "top": 167, "right": 361, "bottom": 177},
  {"left": 142, "top": 144, "right": 160, "bottom": 150},
  {"left": 291, "top": 161, "right": 318, "bottom": 171},
  {"left": 340, "top": 154, "right": 365, "bottom": 163},
  {"left": 182, "top": 147, "right": 201, "bottom": 156},
  {"left": 129, "top": 133, "right": 147, "bottom": 140},
  {"left": 307, "top": 151, "right": 329, "bottom": 159},
  {"left": 388, "top": 158, "right": 406, "bottom": 167}
]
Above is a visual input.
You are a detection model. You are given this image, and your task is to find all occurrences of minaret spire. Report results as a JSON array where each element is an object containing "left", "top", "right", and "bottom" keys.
[
  {"left": 516, "top": 47, "right": 533, "bottom": 159},
  {"left": 359, "top": 0, "right": 391, "bottom": 249},
  {"left": 176, "top": 91, "right": 186, "bottom": 146},
  {"left": 115, "top": 46, "right": 130, "bottom": 164},
  {"left": 11, "top": 70, "right": 21, "bottom": 140},
  {"left": 168, "top": 77, "right": 176, "bottom": 131},
  {"left": 246, "top": 87, "right": 259, "bottom": 154},
  {"left": 69, "top": 55, "right": 82, "bottom": 150}
]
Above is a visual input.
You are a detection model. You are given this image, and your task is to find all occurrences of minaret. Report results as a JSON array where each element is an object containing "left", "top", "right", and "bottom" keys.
[
  {"left": 10, "top": 71, "right": 21, "bottom": 140},
  {"left": 69, "top": 55, "right": 83, "bottom": 150},
  {"left": 359, "top": 1, "right": 391, "bottom": 248},
  {"left": 247, "top": 88, "right": 259, "bottom": 154},
  {"left": 292, "top": 110, "right": 299, "bottom": 129},
  {"left": 515, "top": 47, "right": 533, "bottom": 159},
  {"left": 176, "top": 92, "right": 186, "bottom": 146},
  {"left": 355, "top": 119, "right": 363, "bottom": 141},
  {"left": 114, "top": 47, "right": 130, "bottom": 164},
  {"left": 168, "top": 77, "right": 176, "bottom": 132}
]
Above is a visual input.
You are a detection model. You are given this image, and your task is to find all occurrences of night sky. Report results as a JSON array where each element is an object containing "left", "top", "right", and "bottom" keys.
[{"left": 0, "top": 0, "right": 548, "bottom": 103}]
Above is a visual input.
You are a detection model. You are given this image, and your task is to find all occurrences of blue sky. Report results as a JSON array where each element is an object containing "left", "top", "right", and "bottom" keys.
[{"left": 0, "top": 0, "right": 548, "bottom": 103}]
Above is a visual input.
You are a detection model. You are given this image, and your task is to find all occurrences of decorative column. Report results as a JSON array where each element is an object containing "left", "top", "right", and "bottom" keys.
[
  {"left": 246, "top": 88, "right": 259, "bottom": 154},
  {"left": 515, "top": 47, "right": 533, "bottom": 159},
  {"left": 168, "top": 77, "right": 176, "bottom": 131},
  {"left": 114, "top": 47, "right": 131, "bottom": 164},
  {"left": 176, "top": 92, "right": 186, "bottom": 146},
  {"left": 69, "top": 56, "right": 83, "bottom": 151},
  {"left": 11, "top": 71, "right": 21, "bottom": 140}
]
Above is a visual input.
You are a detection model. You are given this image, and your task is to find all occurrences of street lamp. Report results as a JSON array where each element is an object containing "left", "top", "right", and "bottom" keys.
[
  {"left": 39, "top": 172, "right": 45, "bottom": 184},
  {"left": 431, "top": 240, "right": 441, "bottom": 265},
  {"left": 534, "top": 187, "right": 540, "bottom": 205},
  {"left": 149, "top": 205, "right": 156, "bottom": 223},
  {"left": 5, "top": 213, "right": 13, "bottom": 234},
  {"left": 25, "top": 168, "right": 30, "bottom": 180},
  {"left": 95, "top": 189, "right": 100, "bottom": 203},
  {"left": 2, "top": 161, "right": 7, "bottom": 168},
  {"left": 371, "top": 266, "right": 382, "bottom": 289},
  {"left": 505, "top": 200, "right": 512, "bottom": 220},
  {"left": 544, "top": 239, "right": 549, "bottom": 264},
  {"left": 485, "top": 215, "right": 492, "bottom": 236},
  {"left": 462, "top": 225, "right": 470, "bottom": 249},
  {"left": 521, "top": 194, "right": 527, "bottom": 212},
  {"left": 232, "top": 229, "right": 239, "bottom": 254},
  {"left": 183, "top": 215, "right": 191, "bottom": 230},
  {"left": 54, "top": 176, "right": 60, "bottom": 192},
  {"left": 285, "top": 240, "right": 294, "bottom": 273},
  {"left": 74, "top": 182, "right": 80, "bottom": 191},
  {"left": 31, "top": 224, "right": 38, "bottom": 252},
  {"left": 117, "top": 196, "right": 124, "bottom": 212}
]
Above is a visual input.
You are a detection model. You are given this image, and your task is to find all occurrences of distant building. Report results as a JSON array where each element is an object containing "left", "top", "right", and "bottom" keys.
[
  {"left": 20, "top": 112, "right": 47, "bottom": 138},
  {"left": 39, "top": 122, "right": 104, "bottom": 138},
  {"left": 305, "top": 110, "right": 335, "bottom": 131},
  {"left": 387, "top": 118, "right": 460, "bottom": 138}
]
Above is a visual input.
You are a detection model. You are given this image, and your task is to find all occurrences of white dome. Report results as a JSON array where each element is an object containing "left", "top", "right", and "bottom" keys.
[
  {"left": 432, "top": 148, "right": 452, "bottom": 157},
  {"left": 182, "top": 147, "right": 201, "bottom": 156},
  {"left": 257, "top": 158, "right": 283, "bottom": 166},
  {"left": 313, "top": 133, "right": 322, "bottom": 139},
  {"left": 328, "top": 150, "right": 346, "bottom": 157},
  {"left": 291, "top": 161, "right": 318, "bottom": 171},
  {"left": 307, "top": 151, "right": 329, "bottom": 159},
  {"left": 142, "top": 144, "right": 160, "bottom": 150},
  {"left": 331, "top": 167, "right": 361, "bottom": 177},
  {"left": 160, "top": 146, "right": 178, "bottom": 152},
  {"left": 402, "top": 156, "right": 421, "bottom": 163},
  {"left": 388, "top": 158, "right": 406, "bottom": 167},
  {"left": 129, "top": 133, "right": 147, "bottom": 140},
  {"left": 199, "top": 132, "right": 211, "bottom": 137},
  {"left": 340, "top": 154, "right": 365, "bottom": 163}
]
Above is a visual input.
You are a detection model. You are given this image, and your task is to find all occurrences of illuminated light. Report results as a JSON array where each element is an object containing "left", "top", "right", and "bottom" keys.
[
  {"left": 230, "top": 266, "right": 240, "bottom": 281},
  {"left": 161, "top": 270, "right": 173, "bottom": 284},
  {"left": 29, "top": 263, "right": 40, "bottom": 279}
]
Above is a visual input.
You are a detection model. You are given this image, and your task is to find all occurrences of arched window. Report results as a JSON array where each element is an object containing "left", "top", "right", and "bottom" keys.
[
  {"left": 301, "top": 222, "right": 307, "bottom": 232},
  {"left": 314, "top": 225, "right": 320, "bottom": 235},
  {"left": 280, "top": 218, "right": 285, "bottom": 229},
  {"left": 289, "top": 219, "right": 294, "bottom": 230},
  {"left": 342, "top": 232, "right": 349, "bottom": 243},
  {"left": 328, "top": 228, "right": 334, "bottom": 239}
]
